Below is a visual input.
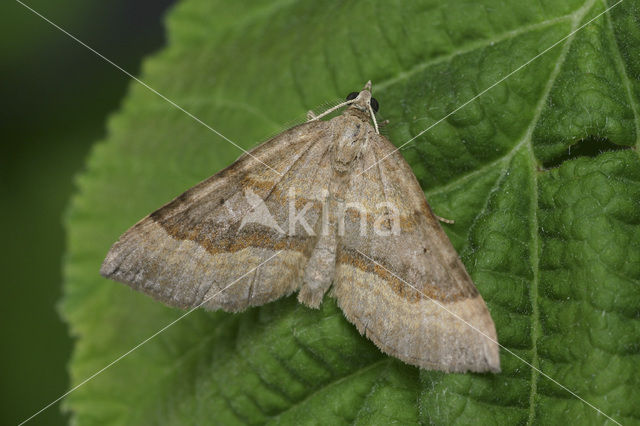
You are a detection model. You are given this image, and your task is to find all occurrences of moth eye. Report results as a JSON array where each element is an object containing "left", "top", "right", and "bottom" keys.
[
  {"left": 346, "top": 92, "right": 359, "bottom": 101},
  {"left": 370, "top": 97, "right": 379, "bottom": 113}
]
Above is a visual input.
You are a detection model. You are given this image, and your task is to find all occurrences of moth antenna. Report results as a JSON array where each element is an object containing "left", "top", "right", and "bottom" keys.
[
  {"left": 307, "top": 99, "right": 355, "bottom": 121},
  {"left": 260, "top": 97, "right": 346, "bottom": 146},
  {"left": 306, "top": 97, "right": 345, "bottom": 121},
  {"left": 368, "top": 103, "right": 380, "bottom": 134}
]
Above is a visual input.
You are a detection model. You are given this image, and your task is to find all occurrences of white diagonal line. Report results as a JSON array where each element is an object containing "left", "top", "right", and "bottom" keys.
[
  {"left": 357, "top": 0, "right": 624, "bottom": 178},
  {"left": 18, "top": 250, "right": 283, "bottom": 425},
  {"left": 14, "top": 0, "right": 283, "bottom": 177},
  {"left": 354, "top": 249, "right": 622, "bottom": 425}
]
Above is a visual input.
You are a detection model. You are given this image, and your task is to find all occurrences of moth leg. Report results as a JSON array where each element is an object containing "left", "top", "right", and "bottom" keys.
[
  {"left": 379, "top": 119, "right": 390, "bottom": 126},
  {"left": 435, "top": 214, "right": 455, "bottom": 224},
  {"left": 306, "top": 110, "right": 317, "bottom": 121}
]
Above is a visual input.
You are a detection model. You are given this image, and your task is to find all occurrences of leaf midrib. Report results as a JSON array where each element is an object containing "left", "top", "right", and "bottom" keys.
[{"left": 522, "top": 0, "right": 600, "bottom": 423}]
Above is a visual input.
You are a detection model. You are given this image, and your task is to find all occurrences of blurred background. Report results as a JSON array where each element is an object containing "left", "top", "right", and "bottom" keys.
[{"left": 1, "top": 1, "right": 175, "bottom": 423}]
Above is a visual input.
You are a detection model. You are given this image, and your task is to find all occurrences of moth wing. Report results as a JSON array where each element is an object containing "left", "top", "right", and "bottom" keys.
[
  {"left": 333, "top": 133, "right": 500, "bottom": 372},
  {"left": 101, "top": 121, "right": 333, "bottom": 312}
]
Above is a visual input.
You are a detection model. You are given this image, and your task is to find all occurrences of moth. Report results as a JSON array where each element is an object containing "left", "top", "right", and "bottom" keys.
[{"left": 101, "top": 81, "right": 500, "bottom": 373}]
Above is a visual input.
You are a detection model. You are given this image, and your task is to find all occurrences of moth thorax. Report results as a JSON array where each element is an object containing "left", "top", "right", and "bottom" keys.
[{"left": 331, "top": 117, "right": 367, "bottom": 173}]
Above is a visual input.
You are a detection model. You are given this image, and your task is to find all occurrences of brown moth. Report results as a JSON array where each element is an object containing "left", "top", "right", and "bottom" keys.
[{"left": 101, "top": 81, "right": 500, "bottom": 373}]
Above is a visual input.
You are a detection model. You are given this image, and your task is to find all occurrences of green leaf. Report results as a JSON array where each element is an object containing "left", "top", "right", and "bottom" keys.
[{"left": 62, "top": 0, "right": 640, "bottom": 424}]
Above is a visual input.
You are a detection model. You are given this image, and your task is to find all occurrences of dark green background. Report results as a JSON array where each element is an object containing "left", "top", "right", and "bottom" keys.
[{"left": 1, "top": 1, "right": 174, "bottom": 423}]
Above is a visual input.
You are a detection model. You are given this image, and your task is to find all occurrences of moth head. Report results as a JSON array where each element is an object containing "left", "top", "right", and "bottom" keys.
[{"left": 345, "top": 81, "right": 379, "bottom": 116}]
